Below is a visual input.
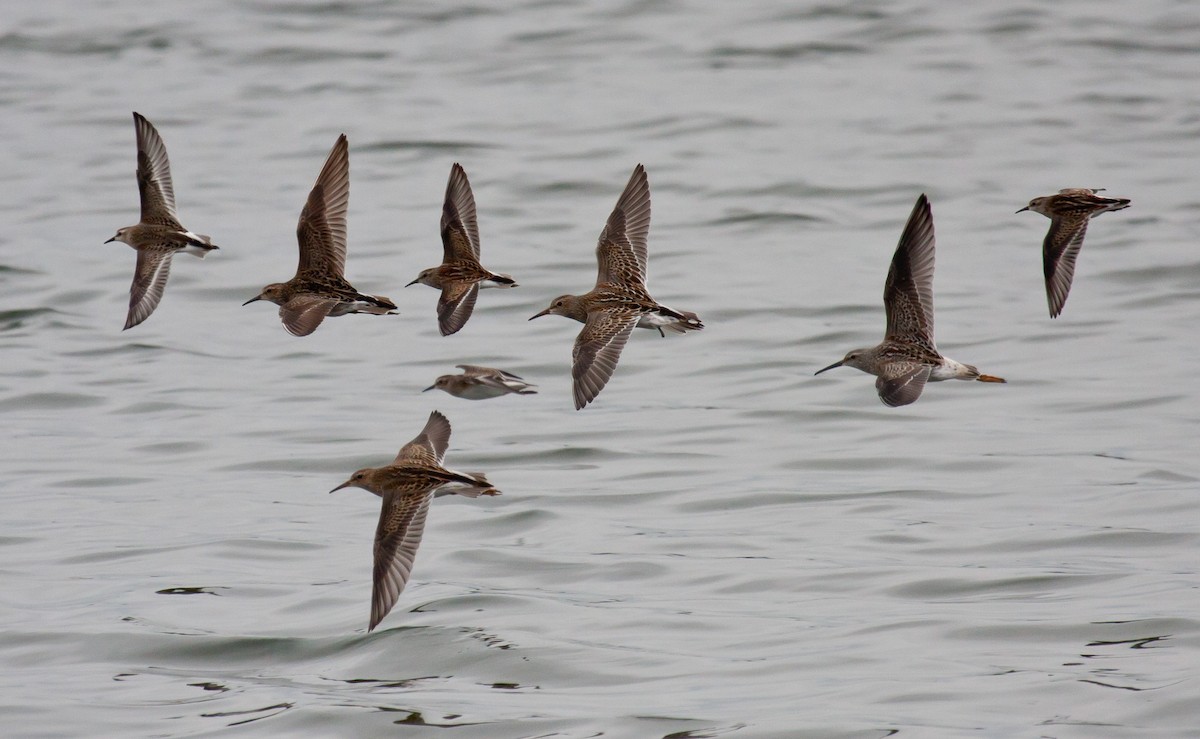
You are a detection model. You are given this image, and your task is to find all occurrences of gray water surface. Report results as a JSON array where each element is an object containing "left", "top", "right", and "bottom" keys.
[{"left": 2, "top": 1, "right": 1199, "bottom": 737}]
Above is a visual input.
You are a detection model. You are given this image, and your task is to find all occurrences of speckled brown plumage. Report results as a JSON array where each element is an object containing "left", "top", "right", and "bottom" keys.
[
  {"left": 530, "top": 164, "right": 703, "bottom": 409},
  {"left": 816, "top": 194, "right": 1005, "bottom": 407},
  {"left": 329, "top": 411, "right": 499, "bottom": 632},
  {"left": 106, "top": 112, "right": 218, "bottom": 330},
  {"left": 244, "top": 135, "right": 396, "bottom": 336},
  {"left": 407, "top": 164, "right": 517, "bottom": 335},
  {"left": 1018, "top": 188, "right": 1130, "bottom": 318}
]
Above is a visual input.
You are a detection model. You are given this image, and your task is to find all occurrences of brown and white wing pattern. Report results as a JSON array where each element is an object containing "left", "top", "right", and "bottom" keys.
[
  {"left": 571, "top": 309, "right": 638, "bottom": 410},
  {"left": 875, "top": 362, "right": 931, "bottom": 408},
  {"left": 369, "top": 491, "right": 433, "bottom": 631},
  {"left": 124, "top": 248, "right": 174, "bottom": 330},
  {"left": 441, "top": 163, "right": 481, "bottom": 263},
  {"left": 132, "top": 112, "right": 182, "bottom": 229},
  {"left": 595, "top": 164, "right": 651, "bottom": 288},
  {"left": 437, "top": 282, "right": 479, "bottom": 336},
  {"left": 296, "top": 134, "right": 350, "bottom": 279},
  {"left": 883, "top": 194, "right": 937, "bottom": 350},
  {"left": 277, "top": 294, "right": 340, "bottom": 337},
  {"left": 1041, "top": 213, "right": 1090, "bottom": 319},
  {"left": 395, "top": 410, "right": 452, "bottom": 466}
]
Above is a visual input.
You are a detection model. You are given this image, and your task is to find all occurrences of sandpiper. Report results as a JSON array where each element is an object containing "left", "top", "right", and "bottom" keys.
[
  {"left": 1018, "top": 188, "right": 1130, "bottom": 318},
  {"left": 329, "top": 410, "right": 499, "bottom": 632},
  {"left": 815, "top": 194, "right": 1005, "bottom": 407},
  {"left": 107, "top": 112, "right": 218, "bottom": 330},
  {"left": 243, "top": 135, "right": 396, "bottom": 336},
  {"left": 407, "top": 164, "right": 517, "bottom": 336},
  {"left": 424, "top": 365, "right": 537, "bottom": 399},
  {"left": 529, "top": 164, "right": 703, "bottom": 410}
]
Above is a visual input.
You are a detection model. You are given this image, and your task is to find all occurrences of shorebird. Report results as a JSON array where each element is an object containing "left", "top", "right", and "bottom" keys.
[
  {"left": 106, "top": 112, "right": 218, "bottom": 330},
  {"left": 529, "top": 164, "right": 703, "bottom": 410},
  {"left": 815, "top": 194, "right": 1005, "bottom": 407},
  {"left": 407, "top": 164, "right": 517, "bottom": 336},
  {"left": 424, "top": 365, "right": 537, "bottom": 400},
  {"left": 329, "top": 410, "right": 499, "bottom": 632},
  {"left": 1018, "top": 188, "right": 1130, "bottom": 318},
  {"left": 243, "top": 135, "right": 396, "bottom": 336}
]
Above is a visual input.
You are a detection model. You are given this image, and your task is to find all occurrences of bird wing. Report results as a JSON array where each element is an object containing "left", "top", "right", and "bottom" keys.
[
  {"left": 296, "top": 134, "right": 350, "bottom": 279},
  {"left": 369, "top": 491, "right": 432, "bottom": 631},
  {"left": 572, "top": 309, "right": 638, "bottom": 409},
  {"left": 437, "top": 282, "right": 479, "bottom": 336},
  {"left": 594, "top": 164, "right": 651, "bottom": 288},
  {"left": 395, "top": 410, "right": 451, "bottom": 465},
  {"left": 1042, "top": 214, "right": 1089, "bottom": 318},
  {"left": 124, "top": 248, "right": 174, "bottom": 330},
  {"left": 277, "top": 294, "right": 339, "bottom": 337},
  {"left": 875, "top": 363, "right": 931, "bottom": 407},
  {"left": 441, "top": 163, "right": 481, "bottom": 262},
  {"left": 884, "top": 194, "right": 937, "bottom": 350},
  {"left": 133, "top": 113, "right": 183, "bottom": 229}
]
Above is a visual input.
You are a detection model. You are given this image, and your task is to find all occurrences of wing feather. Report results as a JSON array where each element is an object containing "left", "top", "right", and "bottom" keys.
[
  {"left": 370, "top": 492, "right": 432, "bottom": 631},
  {"left": 441, "top": 163, "right": 480, "bottom": 262},
  {"left": 296, "top": 135, "right": 350, "bottom": 278},
  {"left": 124, "top": 248, "right": 174, "bottom": 330},
  {"left": 572, "top": 310, "right": 637, "bottom": 409},
  {"left": 133, "top": 112, "right": 182, "bottom": 229},
  {"left": 875, "top": 363, "right": 931, "bottom": 407},
  {"left": 437, "top": 282, "right": 479, "bottom": 336},
  {"left": 884, "top": 194, "right": 936, "bottom": 349},
  {"left": 1042, "top": 215, "right": 1089, "bottom": 318},
  {"left": 394, "top": 411, "right": 451, "bottom": 465},
  {"left": 595, "top": 164, "right": 651, "bottom": 287}
]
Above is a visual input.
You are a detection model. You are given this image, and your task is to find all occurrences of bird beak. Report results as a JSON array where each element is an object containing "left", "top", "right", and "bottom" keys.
[
  {"left": 814, "top": 360, "right": 844, "bottom": 376},
  {"left": 242, "top": 295, "right": 262, "bottom": 306},
  {"left": 405, "top": 278, "right": 420, "bottom": 287},
  {"left": 329, "top": 480, "right": 353, "bottom": 494},
  {"left": 529, "top": 308, "right": 551, "bottom": 321},
  {"left": 104, "top": 237, "right": 116, "bottom": 243},
  {"left": 422, "top": 384, "right": 436, "bottom": 392},
  {"left": 1015, "top": 206, "right": 1029, "bottom": 214}
]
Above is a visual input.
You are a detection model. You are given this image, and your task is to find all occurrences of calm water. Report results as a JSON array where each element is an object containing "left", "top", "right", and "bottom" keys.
[{"left": 2, "top": 1, "right": 1199, "bottom": 736}]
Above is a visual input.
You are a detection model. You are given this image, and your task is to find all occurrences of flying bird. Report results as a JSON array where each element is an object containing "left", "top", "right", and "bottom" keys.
[
  {"left": 1017, "top": 188, "right": 1130, "bottom": 318},
  {"left": 106, "top": 112, "right": 218, "bottom": 330},
  {"left": 243, "top": 135, "right": 396, "bottom": 336},
  {"left": 815, "top": 194, "right": 1005, "bottom": 407},
  {"left": 329, "top": 411, "right": 499, "bottom": 632},
  {"left": 530, "top": 164, "right": 703, "bottom": 409}
]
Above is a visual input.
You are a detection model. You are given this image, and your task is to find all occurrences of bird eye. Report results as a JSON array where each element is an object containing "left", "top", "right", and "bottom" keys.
[{"left": 555, "top": 300, "right": 564, "bottom": 307}]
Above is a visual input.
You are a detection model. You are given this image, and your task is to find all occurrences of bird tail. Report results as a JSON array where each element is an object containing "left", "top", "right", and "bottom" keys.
[
  {"left": 354, "top": 294, "right": 398, "bottom": 314},
  {"left": 486, "top": 274, "right": 519, "bottom": 288},
  {"left": 436, "top": 471, "right": 500, "bottom": 498},
  {"left": 182, "top": 232, "right": 219, "bottom": 257},
  {"left": 659, "top": 309, "right": 704, "bottom": 334}
]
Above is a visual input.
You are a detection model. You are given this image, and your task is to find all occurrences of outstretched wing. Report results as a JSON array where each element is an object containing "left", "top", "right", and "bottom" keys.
[
  {"left": 1042, "top": 214, "right": 1089, "bottom": 319},
  {"left": 572, "top": 309, "right": 638, "bottom": 409},
  {"left": 277, "top": 294, "right": 339, "bottom": 337},
  {"left": 394, "top": 410, "right": 451, "bottom": 465},
  {"left": 296, "top": 134, "right": 350, "bottom": 279},
  {"left": 133, "top": 112, "right": 183, "bottom": 229},
  {"left": 595, "top": 164, "right": 651, "bottom": 288},
  {"left": 883, "top": 194, "right": 936, "bottom": 350},
  {"left": 370, "top": 491, "right": 432, "bottom": 631},
  {"left": 441, "top": 163, "right": 481, "bottom": 262},
  {"left": 124, "top": 248, "right": 174, "bottom": 330},
  {"left": 437, "top": 282, "right": 479, "bottom": 336},
  {"left": 875, "top": 363, "right": 931, "bottom": 407}
]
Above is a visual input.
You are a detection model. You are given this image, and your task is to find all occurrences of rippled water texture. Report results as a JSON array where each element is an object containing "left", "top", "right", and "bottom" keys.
[{"left": 2, "top": 1, "right": 1199, "bottom": 736}]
